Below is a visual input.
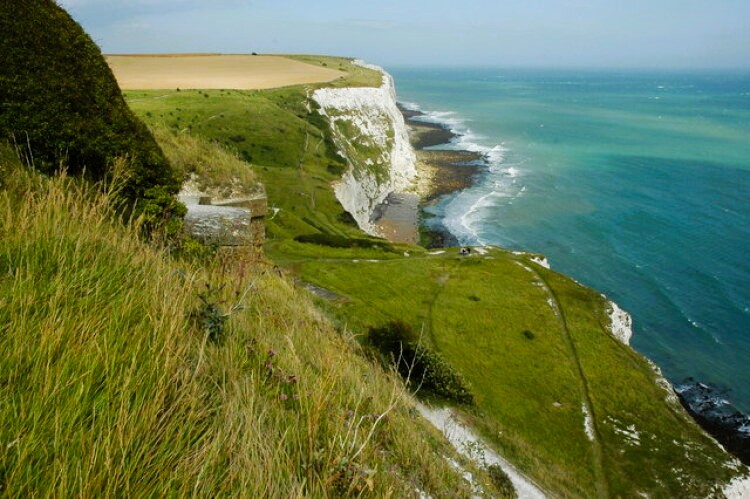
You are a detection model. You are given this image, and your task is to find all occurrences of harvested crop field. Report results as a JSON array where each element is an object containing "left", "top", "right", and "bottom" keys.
[{"left": 105, "top": 54, "right": 346, "bottom": 90}]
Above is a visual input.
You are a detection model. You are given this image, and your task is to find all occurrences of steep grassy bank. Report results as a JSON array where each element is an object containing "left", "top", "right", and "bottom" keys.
[
  {"left": 126, "top": 59, "right": 404, "bottom": 247},
  {"left": 284, "top": 246, "right": 741, "bottom": 497},
  {"left": 0, "top": 152, "right": 502, "bottom": 497}
]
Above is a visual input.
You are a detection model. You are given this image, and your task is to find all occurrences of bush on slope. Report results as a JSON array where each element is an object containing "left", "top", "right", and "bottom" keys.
[{"left": 0, "top": 0, "right": 181, "bottom": 228}]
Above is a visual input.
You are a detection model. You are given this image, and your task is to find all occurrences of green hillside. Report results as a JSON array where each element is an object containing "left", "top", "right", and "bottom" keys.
[
  {"left": 124, "top": 81, "right": 372, "bottom": 243},
  {"left": 1, "top": 1, "right": 746, "bottom": 495},
  {"left": 286, "top": 246, "right": 738, "bottom": 496},
  {"left": 0, "top": 149, "right": 505, "bottom": 497}
]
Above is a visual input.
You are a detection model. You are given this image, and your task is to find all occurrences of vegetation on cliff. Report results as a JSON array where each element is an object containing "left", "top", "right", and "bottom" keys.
[
  {"left": 125, "top": 79, "right": 387, "bottom": 243},
  {"left": 1, "top": 3, "right": 746, "bottom": 492}
]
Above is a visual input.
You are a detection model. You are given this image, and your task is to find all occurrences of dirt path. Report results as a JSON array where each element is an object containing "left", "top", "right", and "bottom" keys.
[
  {"left": 285, "top": 252, "right": 605, "bottom": 496},
  {"left": 296, "top": 280, "right": 349, "bottom": 303},
  {"left": 522, "top": 262, "right": 609, "bottom": 498},
  {"left": 417, "top": 403, "right": 547, "bottom": 499}
]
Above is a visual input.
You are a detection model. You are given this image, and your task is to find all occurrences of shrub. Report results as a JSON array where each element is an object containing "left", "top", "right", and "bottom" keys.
[
  {"left": 0, "top": 0, "right": 180, "bottom": 214},
  {"left": 368, "top": 321, "right": 474, "bottom": 404},
  {"left": 336, "top": 210, "right": 359, "bottom": 227},
  {"left": 327, "top": 163, "right": 347, "bottom": 176},
  {"left": 192, "top": 285, "right": 228, "bottom": 343},
  {"left": 487, "top": 464, "right": 515, "bottom": 497},
  {"left": 304, "top": 105, "right": 347, "bottom": 166},
  {"left": 368, "top": 320, "right": 419, "bottom": 353},
  {"left": 138, "top": 185, "right": 187, "bottom": 239},
  {"left": 294, "top": 233, "right": 393, "bottom": 251}
]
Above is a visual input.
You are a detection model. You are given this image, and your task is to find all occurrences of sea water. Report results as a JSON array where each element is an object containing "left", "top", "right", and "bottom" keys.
[{"left": 388, "top": 67, "right": 750, "bottom": 414}]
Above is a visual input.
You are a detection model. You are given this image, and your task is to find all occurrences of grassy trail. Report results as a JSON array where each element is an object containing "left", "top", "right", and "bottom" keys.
[{"left": 525, "top": 262, "right": 608, "bottom": 498}]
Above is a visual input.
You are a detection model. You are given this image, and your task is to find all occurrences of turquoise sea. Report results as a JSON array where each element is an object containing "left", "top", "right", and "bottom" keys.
[{"left": 388, "top": 67, "right": 750, "bottom": 414}]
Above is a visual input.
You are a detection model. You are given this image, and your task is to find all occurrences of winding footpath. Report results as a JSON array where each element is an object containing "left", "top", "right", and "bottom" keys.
[{"left": 520, "top": 261, "right": 609, "bottom": 499}]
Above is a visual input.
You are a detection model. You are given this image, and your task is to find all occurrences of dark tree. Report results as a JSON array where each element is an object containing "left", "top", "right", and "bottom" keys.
[{"left": 0, "top": 0, "right": 182, "bottom": 226}]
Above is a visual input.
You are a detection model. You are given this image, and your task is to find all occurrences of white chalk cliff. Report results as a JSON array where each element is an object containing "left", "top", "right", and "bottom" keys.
[
  {"left": 312, "top": 61, "right": 416, "bottom": 236},
  {"left": 607, "top": 299, "right": 633, "bottom": 345}
]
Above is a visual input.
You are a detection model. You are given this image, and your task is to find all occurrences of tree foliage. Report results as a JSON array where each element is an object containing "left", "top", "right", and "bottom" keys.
[{"left": 0, "top": 0, "right": 180, "bottom": 210}]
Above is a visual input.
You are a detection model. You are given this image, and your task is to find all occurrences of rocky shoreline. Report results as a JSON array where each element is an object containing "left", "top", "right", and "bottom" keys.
[
  {"left": 396, "top": 104, "right": 483, "bottom": 248},
  {"left": 676, "top": 380, "right": 750, "bottom": 465},
  {"left": 370, "top": 104, "right": 483, "bottom": 246}
]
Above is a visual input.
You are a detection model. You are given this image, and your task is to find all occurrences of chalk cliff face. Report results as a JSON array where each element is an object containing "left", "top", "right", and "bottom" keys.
[
  {"left": 607, "top": 299, "right": 633, "bottom": 345},
  {"left": 312, "top": 61, "right": 416, "bottom": 236}
]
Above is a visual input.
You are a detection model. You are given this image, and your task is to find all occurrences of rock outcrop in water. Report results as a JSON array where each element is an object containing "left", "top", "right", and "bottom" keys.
[{"left": 676, "top": 380, "right": 750, "bottom": 465}]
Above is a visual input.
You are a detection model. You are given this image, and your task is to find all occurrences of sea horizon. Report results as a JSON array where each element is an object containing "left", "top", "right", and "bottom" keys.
[{"left": 384, "top": 64, "right": 750, "bottom": 75}]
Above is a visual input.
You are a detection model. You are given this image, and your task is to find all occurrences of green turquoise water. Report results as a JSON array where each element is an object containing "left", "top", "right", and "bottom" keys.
[{"left": 389, "top": 68, "right": 750, "bottom": 414}]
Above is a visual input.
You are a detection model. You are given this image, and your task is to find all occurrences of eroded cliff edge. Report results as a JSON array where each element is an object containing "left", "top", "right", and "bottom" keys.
[{"left": 312, "top": 61, "right": 417, "bottom": 236}]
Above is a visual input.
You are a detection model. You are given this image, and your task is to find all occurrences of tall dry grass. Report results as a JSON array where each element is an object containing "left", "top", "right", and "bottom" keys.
[
  {"left": 152, "top": 126, "right": 260, "bottom": 200},
  {"left": 0, "top": 159, "right": 489, "bottom": 496}
]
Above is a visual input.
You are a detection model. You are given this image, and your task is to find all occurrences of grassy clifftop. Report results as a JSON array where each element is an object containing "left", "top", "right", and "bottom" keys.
[
  {"left": 1, "top": 3, "right": 743, "bottom": 491},
  {"left": 285, "top": 245, "right": 740, "bottom": 496},
  {"left": 125, "top": 72, "right": 390, "bottom": 243}
]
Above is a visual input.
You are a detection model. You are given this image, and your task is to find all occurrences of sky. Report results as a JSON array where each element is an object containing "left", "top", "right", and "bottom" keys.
[{"left": 59, "top": 0, "right": 750, "bottom": 69}]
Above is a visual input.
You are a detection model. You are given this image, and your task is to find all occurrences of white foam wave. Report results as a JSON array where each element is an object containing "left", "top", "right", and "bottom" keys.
[
  {"left": 413, "top": 109, "right": 510, "bottom": 169},
  {"left": 399, "top": 101, "right": 422, "bottom": 111},
  {"left": 414, "top": 109, "right": 465, "bottom": 132},
  {"left": 410, "top": 103, "right": 531, "bottom": 246}
]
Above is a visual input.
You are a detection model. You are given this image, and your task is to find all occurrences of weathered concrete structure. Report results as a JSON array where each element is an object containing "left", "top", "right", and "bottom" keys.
[{"left": 181, "top": 193, "right": 266, "bottom": 248}]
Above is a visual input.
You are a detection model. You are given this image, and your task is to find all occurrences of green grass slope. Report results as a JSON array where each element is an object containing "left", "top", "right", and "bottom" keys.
[
  {"left": 285, "top": 246, "right": 741, "bottom": 497},
  {"left": 125, "top": 58, "right": 389, "bottom": 244},
  {"left": 0, "top": 151, "right": 507, "bottom": 497}
]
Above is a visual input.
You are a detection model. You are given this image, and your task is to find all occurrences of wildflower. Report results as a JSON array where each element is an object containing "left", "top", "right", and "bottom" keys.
[{"left": 279, "top": 393, "right": 288, "bottom": 401}]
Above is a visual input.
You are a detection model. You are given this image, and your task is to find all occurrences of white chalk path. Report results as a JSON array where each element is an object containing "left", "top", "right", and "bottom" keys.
[
  {"left": 723, "top": 474, "right": 750, "bottom": 499},
  {"left": 417, "top": 403, "right": 546, "bottom": 499}
]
